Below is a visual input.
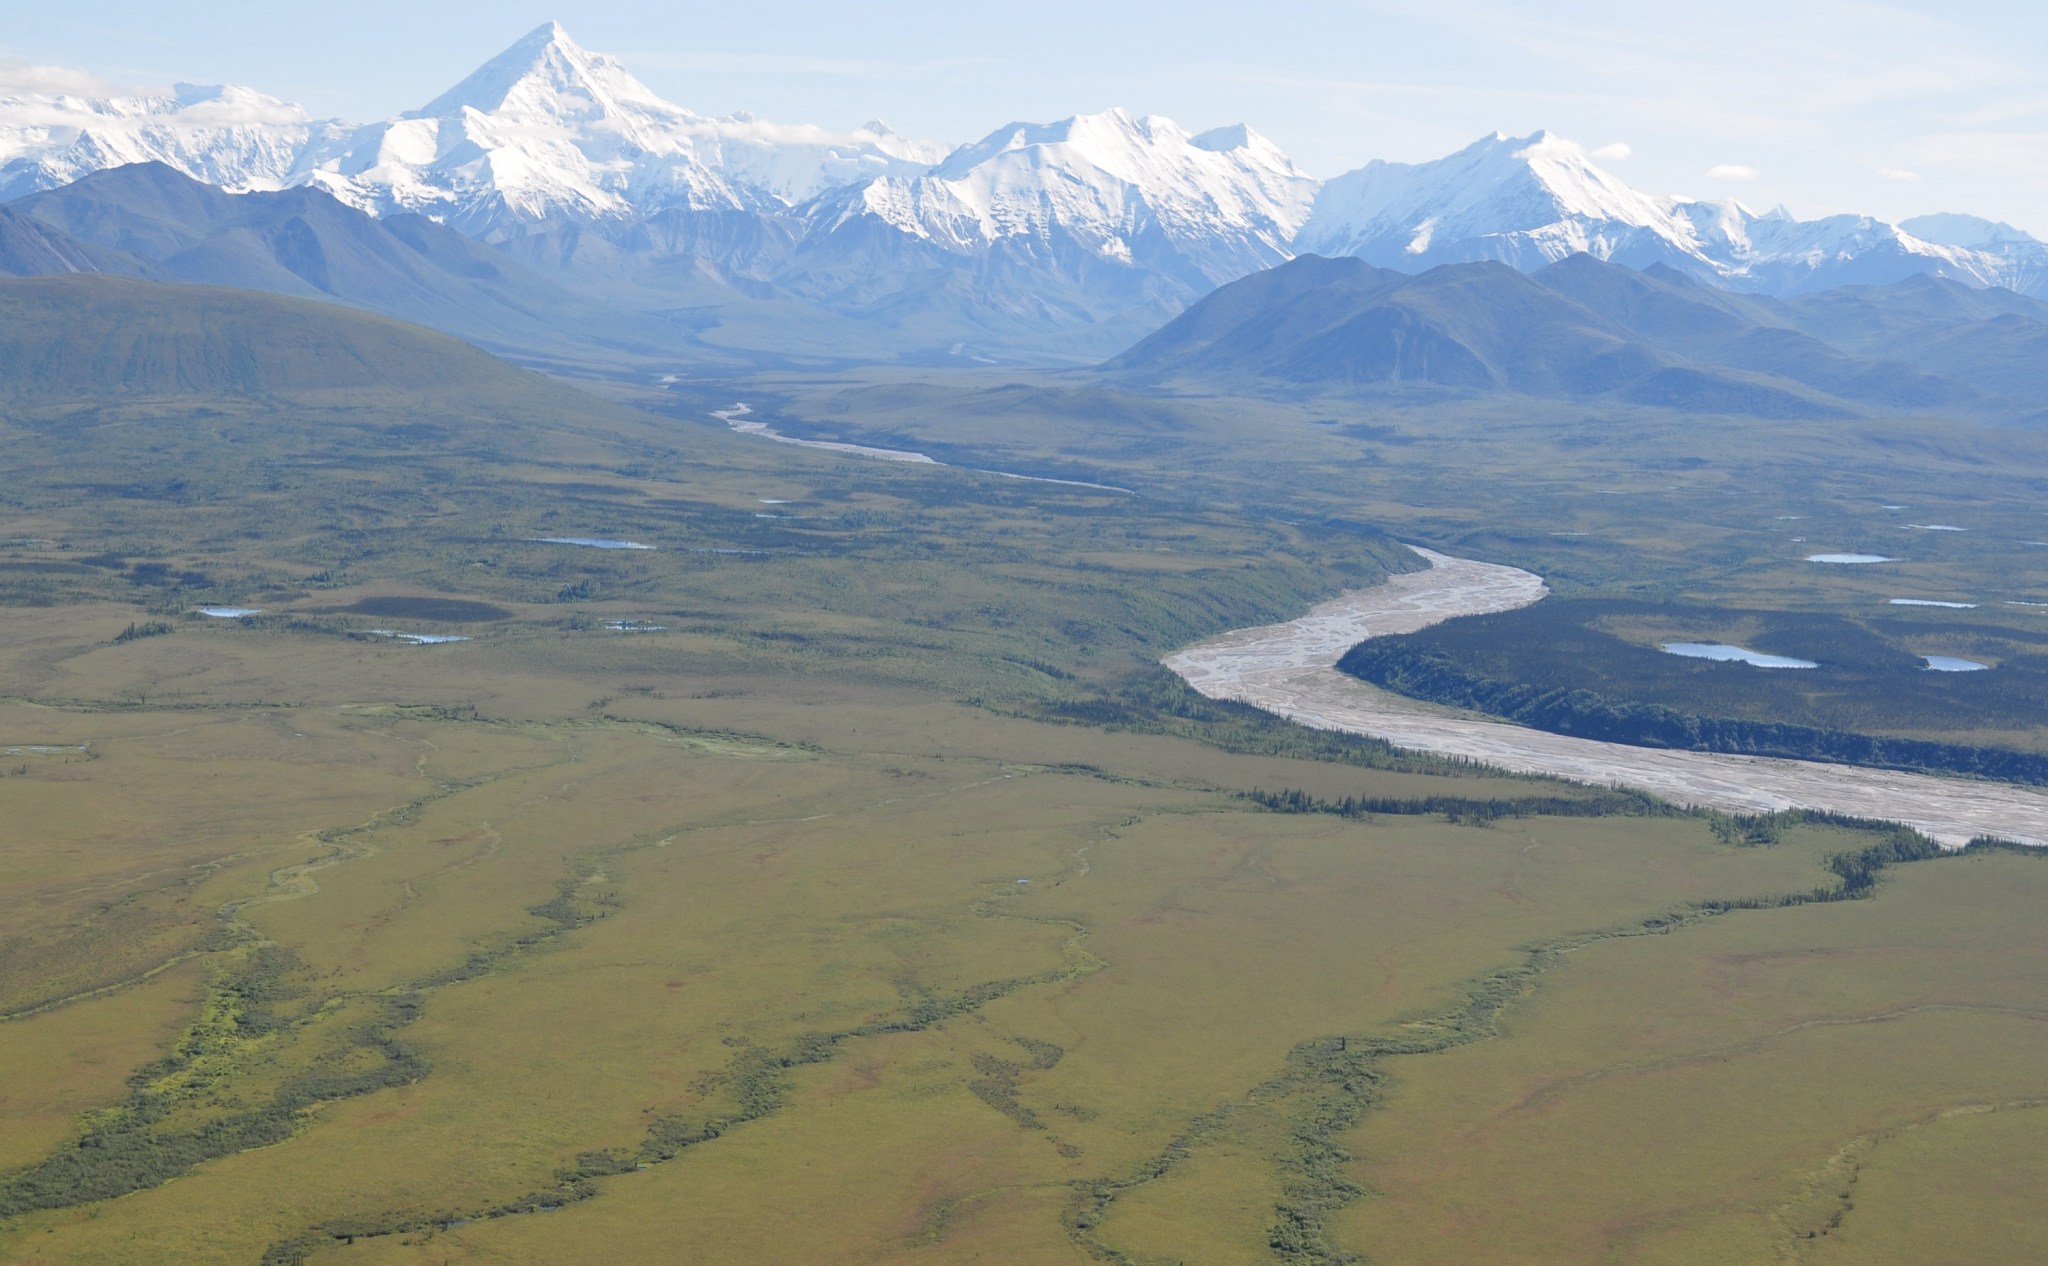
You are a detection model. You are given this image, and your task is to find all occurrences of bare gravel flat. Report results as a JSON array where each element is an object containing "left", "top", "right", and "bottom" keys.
[{"left": 1166, "top": 548, "right": 2048, "bottom": 848}]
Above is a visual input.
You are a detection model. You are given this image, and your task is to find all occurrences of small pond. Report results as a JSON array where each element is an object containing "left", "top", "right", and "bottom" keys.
[
  {"left": 367, "top": 629, "right": 471, "bottom": 645},
  {"left": 1807, "top": 553, "right": 1894, "bottom": 564},
  {"left": 530, "top": 537, "right": 655, "bottom": 550},
  {"left": 1661, "top": 643, "right": 1819, "bottom": 669},
  {"left": 1923, "top": 656, "right": 1989, "bottom": 672}
]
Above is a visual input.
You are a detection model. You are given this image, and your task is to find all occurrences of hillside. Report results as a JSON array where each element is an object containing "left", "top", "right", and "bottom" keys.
[
  {"left": 3, "top": 165, "right": 698, "bottom": 367},
  {"left": 0, "top": 274, "right": 596, "bottom": 405},
  {"left": 1108, "top": 252, "right": 2048, "bottom": 421},
  {"left": 0, "top": 205, "right": 147, "bottom": 278}
]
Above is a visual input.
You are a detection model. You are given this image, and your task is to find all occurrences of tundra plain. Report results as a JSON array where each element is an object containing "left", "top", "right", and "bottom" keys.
[{"left": 1, "top": 287, "right": 2045, "bottom": 1264}]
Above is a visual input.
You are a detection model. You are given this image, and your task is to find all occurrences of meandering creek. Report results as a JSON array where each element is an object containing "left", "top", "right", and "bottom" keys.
[
  {"left": 711, "top": 404, "right": 1135, "bottom": 493},
  {"left": 1165, "top": 548, "right": 2048, "bottom": 848}
]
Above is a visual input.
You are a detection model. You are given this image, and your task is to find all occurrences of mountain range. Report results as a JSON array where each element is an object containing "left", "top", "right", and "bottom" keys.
[
  {"left": 1297, "top": 131, "right": 2048, "bottom": 297},
  {"left": 4, "top": 21, "right": 2046, "bottom": 362},
  {"left": 1110, "top": 251, "right": 2048, "bottom": 423}
]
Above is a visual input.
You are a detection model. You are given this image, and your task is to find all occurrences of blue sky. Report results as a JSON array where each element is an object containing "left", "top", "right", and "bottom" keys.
[{"left": 7, "top": 0, "right": 2048, "bottom": 233}]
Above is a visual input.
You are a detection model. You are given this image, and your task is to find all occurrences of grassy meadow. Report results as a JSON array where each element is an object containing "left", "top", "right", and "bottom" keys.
[{"left": 1, "top": 319, "right": 2045, "bottom": 1264}]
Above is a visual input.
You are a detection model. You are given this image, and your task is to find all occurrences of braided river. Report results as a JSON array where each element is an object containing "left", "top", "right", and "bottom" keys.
[{"left": 1165, "top": 548, "right": 2048, "bottom": 848}]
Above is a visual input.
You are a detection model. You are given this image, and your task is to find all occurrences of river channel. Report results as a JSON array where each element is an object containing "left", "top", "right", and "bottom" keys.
[{"left": 1165, "top": 547, "right": 2048, "bottom": 848}]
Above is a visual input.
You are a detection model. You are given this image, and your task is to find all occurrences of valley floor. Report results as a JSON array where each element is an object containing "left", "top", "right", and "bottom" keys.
[
  {"left": 0, "top": 598, "right": 2043, "bottom": 1266},
  {"left": 0, "top": 337, "right": 2043, "bottom": 1263}
]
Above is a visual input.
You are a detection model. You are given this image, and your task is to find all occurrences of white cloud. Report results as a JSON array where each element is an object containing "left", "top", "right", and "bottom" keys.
[
  {"left": 1878, "top": 165, "right": 1921, "bottom": 181},
  {"left": 0, "top": 59, "right": 123, "bottom": 98},
  {"left": 1707, "top": 163, "right": 1760, "bottom": 180},
  {"left": 1590, "top": 141, "right": 1632, "bottom": 160}
]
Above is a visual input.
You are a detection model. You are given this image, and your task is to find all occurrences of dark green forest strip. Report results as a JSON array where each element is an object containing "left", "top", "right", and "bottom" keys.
[
  {"left": 0, "top": 949, "right": 429, "bottom": 1220},
  {"left": 1342, "top": 640, "right": 2048, "bottom": 785},
  {"left": 1240, "top": 786, "right": 1671, "bottom": 824}
]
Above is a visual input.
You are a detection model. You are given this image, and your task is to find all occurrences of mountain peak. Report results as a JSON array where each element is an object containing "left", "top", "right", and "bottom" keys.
[
  {"left": 1299, "top": 128, "right": 1696, "bottom": 269},
  {"left": 824, "top": 104, "right": 1315, "bottom": 292},
  {"left": 407, "top": 20, "right": 688, "bottom": 127},
  {"left": 502, "top": 19, "right": 581, "bottom": 64}
]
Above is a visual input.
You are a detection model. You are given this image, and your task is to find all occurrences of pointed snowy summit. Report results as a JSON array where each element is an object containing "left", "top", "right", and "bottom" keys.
[
  {"left": 297, "top": 21, "right": 942, "bottom": 230},
  {"left": 408, "top": 21, "right": 690, "bottom": 132}
]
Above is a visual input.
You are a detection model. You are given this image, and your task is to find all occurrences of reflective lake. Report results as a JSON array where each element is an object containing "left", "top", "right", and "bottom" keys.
[
  {"left": 1661, "top": 642, "right": 1819, "bottom": 668},
  {"left": 530, "top": 537, "right": 655, "bottom": 550},
  {"left": 368, "top": 630, "right": 471, "bottom": 645}
]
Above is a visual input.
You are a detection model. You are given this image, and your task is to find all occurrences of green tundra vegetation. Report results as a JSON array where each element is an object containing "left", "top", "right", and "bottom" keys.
[{"left": 1, "top": 280, "right": 2045, "bottom": 1265}]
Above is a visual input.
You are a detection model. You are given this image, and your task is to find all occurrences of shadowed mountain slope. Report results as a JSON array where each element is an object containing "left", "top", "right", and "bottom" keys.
[
  {"left": 3, "top": 164, "right": 691, "bottom": 366},
  {"left": 1108, "top": 252, "right": 2047, "bottom": 422},
  {"left": 1108, "top": 255, "right": 1843, "bottom": 418},
  {"left": 0, "top": 203, "right": 148, "bottom": 278}
]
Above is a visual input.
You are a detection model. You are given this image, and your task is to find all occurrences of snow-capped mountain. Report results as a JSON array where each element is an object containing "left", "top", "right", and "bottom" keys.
[
  {"left": 6, "top": 27, "right": 2047, "bottom": 360},
  {"left": 1297, "top": 131, "right": 2048, "bottom": 296},
  {"left": 0, "top": 81, "right": 352, "bottom": 200},
  {"left": 802, "top": 109, "right": 1315, "bottom": 289},
  {"left": 301, "top": 23, "right": 943, "bottom": 234},
  {"left": 1297, "top": 131, "right": 1706, "bottom": 271},
  {"left": 0, "top": 23, "right": 942, "bottom": 234}
]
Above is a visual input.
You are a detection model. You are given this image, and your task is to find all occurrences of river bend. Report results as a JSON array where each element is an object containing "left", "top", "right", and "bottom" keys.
[{"left": 1165, "top": 548, "right": 2048, "bottom": 848}]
